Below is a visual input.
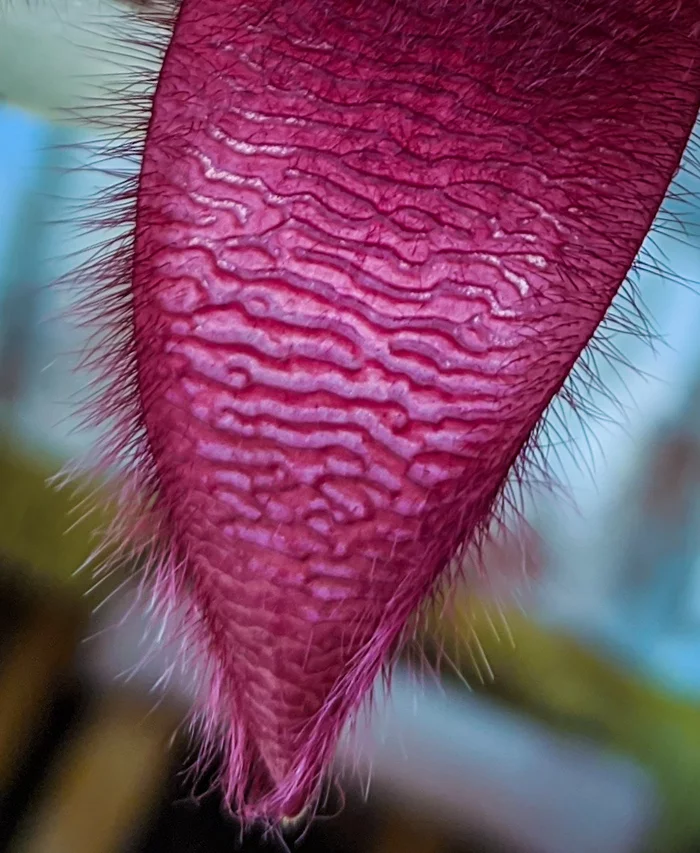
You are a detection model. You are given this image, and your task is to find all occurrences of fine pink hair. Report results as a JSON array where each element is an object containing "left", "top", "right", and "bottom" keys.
[{"left": 55, "top": 0, "right": 700, "bottom": 828}]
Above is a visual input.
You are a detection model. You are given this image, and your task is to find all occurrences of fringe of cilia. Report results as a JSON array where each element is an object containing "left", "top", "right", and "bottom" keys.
[{"left": 44, "top": 0, "right": 700, "bottom": 828}]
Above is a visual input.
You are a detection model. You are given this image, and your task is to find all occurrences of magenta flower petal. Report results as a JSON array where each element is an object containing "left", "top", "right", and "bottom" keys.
[{"left": 80, "top": 0, "right": 700, "bottom": 825}]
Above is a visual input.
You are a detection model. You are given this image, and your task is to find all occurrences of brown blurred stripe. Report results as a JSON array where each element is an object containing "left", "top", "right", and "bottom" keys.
[
  {"left": 374, "top": 810, "right": 445, "bottom": 853},
  {"left": 0, "top": 593, "right": 83, "bottom": 790},
  {"left": 0, "top": 678, "right": 85, "bottom": 851},
  {"left": 10, "top": 694, "right": 178, "bottom": 853}
]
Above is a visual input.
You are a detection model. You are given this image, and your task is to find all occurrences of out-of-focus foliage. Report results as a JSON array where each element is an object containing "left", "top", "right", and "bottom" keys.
[{"left": 0, "top": 436, "right": 112, "bottom": 591}]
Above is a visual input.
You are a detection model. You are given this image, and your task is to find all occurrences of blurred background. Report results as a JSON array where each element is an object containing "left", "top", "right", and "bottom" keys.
[{"left": 2, "top": 2, "right": 700, "bottom": 852}]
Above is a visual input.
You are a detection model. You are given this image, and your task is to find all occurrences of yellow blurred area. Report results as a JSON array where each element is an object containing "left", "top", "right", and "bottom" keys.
[{"left": 0, "top": 434, "right": 112, "bottom": 592}]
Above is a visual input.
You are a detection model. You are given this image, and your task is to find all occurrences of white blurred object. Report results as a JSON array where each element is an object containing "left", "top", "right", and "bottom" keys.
[{"left": 345, "top": 672, "right": 657, "bottom": 853}]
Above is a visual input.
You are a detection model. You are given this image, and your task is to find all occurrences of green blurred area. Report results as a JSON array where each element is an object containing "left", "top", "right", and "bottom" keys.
[{"left": 0, "top": 434, "right": 111, "bottom": 592}]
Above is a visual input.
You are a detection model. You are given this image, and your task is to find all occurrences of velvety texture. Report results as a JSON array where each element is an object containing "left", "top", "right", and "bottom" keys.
[{"left": 122, "top": 0, "right": 700, "bottom": 823}]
